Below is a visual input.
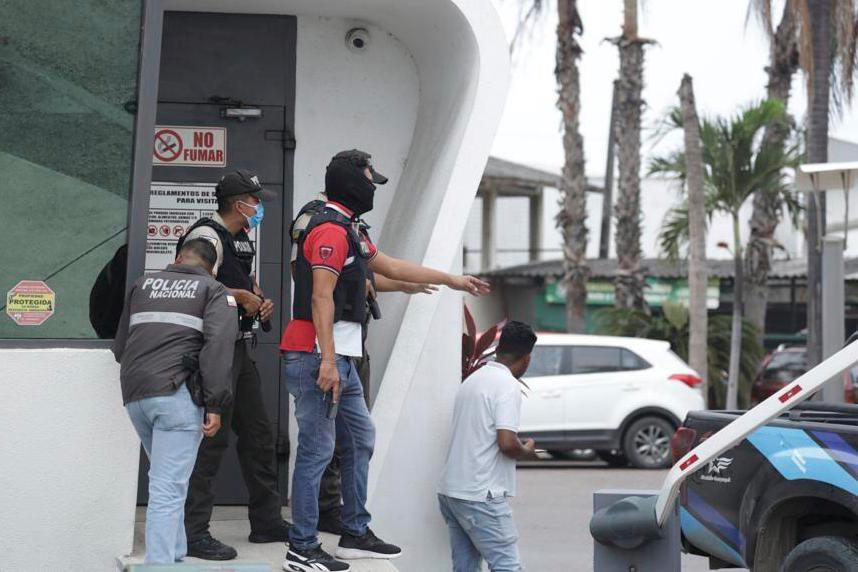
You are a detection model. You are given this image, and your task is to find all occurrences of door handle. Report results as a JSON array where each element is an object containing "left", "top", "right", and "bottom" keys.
[
  {"left": 538, "top": 390, "right": 563, "bottom": 399},
  {"left": 622, "top": 384, "right": 640, "bottom": 392}
]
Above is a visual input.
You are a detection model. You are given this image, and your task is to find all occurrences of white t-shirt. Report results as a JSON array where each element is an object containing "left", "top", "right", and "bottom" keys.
[
  {"left": 184, "top": 212, "right": 228, "bottom": 274},
  {"left": 438, "top": 361, "right": 523, "bottom": 501}
]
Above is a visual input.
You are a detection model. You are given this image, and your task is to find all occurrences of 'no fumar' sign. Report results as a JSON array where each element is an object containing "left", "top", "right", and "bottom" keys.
[
  {"left": 6, "top": 280, "right": 55, "bottom": 326},
  {"left": 153, "top": 125, "right": 227, "bottom": 167}
]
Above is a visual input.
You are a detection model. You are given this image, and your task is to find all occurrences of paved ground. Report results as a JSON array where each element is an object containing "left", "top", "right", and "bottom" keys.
[
  {"left": 126, "top": 459, "right": 746, "bottom": 571},
  {"left": 513, "top": 457, "right": 749, "bottom": 572},
  {"left": 123, "top": 506, "right": 398, "bottom": 572}
]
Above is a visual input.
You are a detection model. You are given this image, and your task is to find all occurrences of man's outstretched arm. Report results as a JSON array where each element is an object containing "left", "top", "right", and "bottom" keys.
[
  {"left": 369, "top": 251, "right": 490, "bottom": 296},
  {"left": 373, "top": 274, "right": 438, "bottom": 295}
]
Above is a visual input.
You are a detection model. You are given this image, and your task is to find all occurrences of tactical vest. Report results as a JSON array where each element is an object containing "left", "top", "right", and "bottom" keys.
[
  {"left": 177, "top": 217, "right": 255, "bottom": 331},
  {"left": 293, "top": 208, "right": 369, "bottom": 324}
]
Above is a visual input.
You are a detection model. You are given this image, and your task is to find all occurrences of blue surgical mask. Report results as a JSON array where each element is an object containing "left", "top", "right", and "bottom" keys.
[{"left": 239, "top": 201, "right": 264, "bottom": 229}]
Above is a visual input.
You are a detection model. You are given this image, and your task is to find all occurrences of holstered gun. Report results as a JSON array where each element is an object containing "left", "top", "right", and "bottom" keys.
[{"left": 181, "top": 353, "right": 206, "bottom": 407}]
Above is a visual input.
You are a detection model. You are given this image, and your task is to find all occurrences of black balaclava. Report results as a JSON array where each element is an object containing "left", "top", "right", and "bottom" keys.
[{"left": 324, "top": 150, "right": 386, "bottom": 216}]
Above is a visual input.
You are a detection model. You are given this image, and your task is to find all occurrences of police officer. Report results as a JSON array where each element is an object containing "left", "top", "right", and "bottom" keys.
[
  {"left": 289, "top": 193, "right": 436, "bottom": 535},
  {"left": 280, "top": 150, "right": 490, "bottom": 572},
  {"left": 178, "top": 169, "right": 290, "bottom": 560},
  {"left": 112, "top": 239, "right": 236, "bottom": 564}
]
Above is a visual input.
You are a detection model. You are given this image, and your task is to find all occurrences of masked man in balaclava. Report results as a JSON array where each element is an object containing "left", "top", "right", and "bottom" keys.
[{"left": 279, "top": 150, "right": 490, "bottom": 572}]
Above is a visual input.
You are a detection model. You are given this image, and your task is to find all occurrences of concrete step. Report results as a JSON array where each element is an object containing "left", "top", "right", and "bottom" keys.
[{"left": 121, "top": 507, "right": 398, "bottom": 572}]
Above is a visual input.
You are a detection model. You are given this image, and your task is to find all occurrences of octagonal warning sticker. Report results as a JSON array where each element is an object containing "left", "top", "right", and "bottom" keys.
[{"left": 6, "top": 281, "right": 55, "bottom": 326}]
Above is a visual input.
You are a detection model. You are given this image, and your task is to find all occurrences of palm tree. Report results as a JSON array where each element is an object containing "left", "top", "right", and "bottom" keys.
[
  {"left": 516, "top": 0, "right": 589, "bottom": 332},
  {"left": 650, "top": 100, "right": 801, "bottom": 409},
  {"left": 678, "top": 74, "right": 709, "bottom": 402},
  {"left": 745, "top": 0, "right": 800, "bottom": 346},
  {"left": 745, "top": 0, "right": 858, "bottom": 364},
  {"left": 611, "top": 0, "right": 652, "bottom": 312}
]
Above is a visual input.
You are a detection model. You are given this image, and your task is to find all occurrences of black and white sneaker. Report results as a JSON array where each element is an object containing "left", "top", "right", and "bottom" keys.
[
  {"left": 336, "top": 528, "right": 402, "bottom": 560},
  {"left": 283, "top": 545, "right": 351, "bottom": 572}
]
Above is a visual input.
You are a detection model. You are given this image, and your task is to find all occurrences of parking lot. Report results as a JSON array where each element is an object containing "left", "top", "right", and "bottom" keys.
[{"left": 513, "top": 458, "right": 749, "bottom": 572}]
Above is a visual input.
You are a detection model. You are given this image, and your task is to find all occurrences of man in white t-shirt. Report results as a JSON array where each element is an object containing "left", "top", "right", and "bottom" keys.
[{"left": 438, "top": 321, "right": 539, "bottom": 572}]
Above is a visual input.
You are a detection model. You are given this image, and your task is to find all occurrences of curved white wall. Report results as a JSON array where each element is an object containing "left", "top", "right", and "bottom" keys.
[
  {"left": 0, "top": 349, "right": 139, "bottom": 571},
  {"left": 291, "top": 16, "right": 419, "bottom": 233}
]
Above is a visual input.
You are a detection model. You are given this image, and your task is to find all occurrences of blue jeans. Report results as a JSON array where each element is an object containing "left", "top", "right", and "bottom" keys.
[
  {"left": 126, "top": 385, "right": 204, "bottom": 564},
  {"left": 285, "top": 351, "right": 375, "bottom": 549},
  {"left": 438, "top": 493, "right": 522, "bottom": 572}
]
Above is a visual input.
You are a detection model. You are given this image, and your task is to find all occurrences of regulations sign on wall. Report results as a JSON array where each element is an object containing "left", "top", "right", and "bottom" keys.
[
  {"left": 145, "top": 182, "right": 259, "bottom": 276},
  {"left": 153, "top": 126, "right": 227, "bottom": 167},
  {"left": 6, "top": 281, "right": 55, "bottom": 326}
]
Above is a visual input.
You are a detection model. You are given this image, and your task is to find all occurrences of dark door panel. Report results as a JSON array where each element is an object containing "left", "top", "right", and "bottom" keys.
[
  {"left": 159, "top": 12, "right": 294, "bottom": 106},
  {"left": 137, "top": 11, "right": 295, "bottom": 507}
]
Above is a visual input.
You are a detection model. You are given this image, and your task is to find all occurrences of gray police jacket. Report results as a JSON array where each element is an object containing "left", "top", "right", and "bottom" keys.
[{"left": 112, "top": 264, "right": 237, "bottom": 413}]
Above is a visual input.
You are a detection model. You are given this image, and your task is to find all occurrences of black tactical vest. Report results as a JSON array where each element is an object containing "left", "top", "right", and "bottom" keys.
[
  {"left": 177, "top": 217, "right": 255, "bottom": 331},
  {"left": 293, "top": 208, "right": 369, "bottom": 324}
]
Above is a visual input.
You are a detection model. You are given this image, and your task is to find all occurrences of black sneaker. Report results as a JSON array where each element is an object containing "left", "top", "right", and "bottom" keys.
[
  {"left": 336, "top": 528, "right": 402, "bottom": 560},
  {"left": 186, "top": 534, "right": 237, "bottom": 561},
  {"left": 249, "top": 519, "right": 292, "bottom": 543},
  {"left": 318, "top": 509, "right": 343, "bottom": 535},
  {"left": 283, "top": 545, "right": 351, "bottom": 572}
]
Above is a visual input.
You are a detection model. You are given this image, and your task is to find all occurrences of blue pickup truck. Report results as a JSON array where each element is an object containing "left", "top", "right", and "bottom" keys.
[{"left": 675, "top": 403, "right": 858, "bottom": 572}]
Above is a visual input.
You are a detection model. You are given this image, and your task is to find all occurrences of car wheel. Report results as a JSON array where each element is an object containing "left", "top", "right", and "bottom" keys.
[
  {"left": 596, "top": 449, "right": 628, "bottom": 468},
  {"left": 782, "top": 536, "right": 858, "bottom": 572},
  {"left": 622, "top": 416, "right": 673, "bottom": 469}
]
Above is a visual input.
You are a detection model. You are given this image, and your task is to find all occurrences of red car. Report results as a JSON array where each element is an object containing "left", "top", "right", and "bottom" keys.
[{"left": 750, "top": 345, "right": 807, "bottom": 405}]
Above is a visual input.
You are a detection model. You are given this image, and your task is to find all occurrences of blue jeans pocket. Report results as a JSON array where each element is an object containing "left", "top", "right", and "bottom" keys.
[{"left": 153, "top": 387, "right": 203, "bottom": 431}]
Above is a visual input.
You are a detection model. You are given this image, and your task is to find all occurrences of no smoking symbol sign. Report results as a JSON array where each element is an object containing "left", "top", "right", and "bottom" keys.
[{"left": 154, "top": 128, "right": 183, "bottom": 162}]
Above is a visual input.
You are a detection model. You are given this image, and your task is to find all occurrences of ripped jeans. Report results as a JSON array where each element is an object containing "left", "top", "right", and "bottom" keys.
[{"left": 438, "top": 493, "right": 523, "bottom": 572}]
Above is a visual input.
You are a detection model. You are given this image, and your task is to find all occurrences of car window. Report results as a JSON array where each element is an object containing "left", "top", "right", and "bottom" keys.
[
  {"left": 621, "top": 349, "right": 650, "bottom": 370},
  {"left": 766, "top": 350, "right": 806, "bottom": 371},
  {"left": 524, "top": 346, "right": 566, "bottom": 377},
  {"left": 571, "top": 346, "right": 623, "bottom": 374}
]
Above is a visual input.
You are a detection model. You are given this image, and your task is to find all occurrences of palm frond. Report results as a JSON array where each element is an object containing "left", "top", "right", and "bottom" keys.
[
  {"left": 510, "top": 0, "right": 549, "bottom": 53},
  {"left": 658, "top": 205, "right": 690, "bottom": 260},
  {"left": 747, "top": 0, "right": 775, "bottom": 39}
]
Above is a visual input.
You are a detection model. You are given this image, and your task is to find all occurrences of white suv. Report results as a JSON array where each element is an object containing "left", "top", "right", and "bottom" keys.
[{"left": 519, "top": 333, "right": 705, "bottom": 469}]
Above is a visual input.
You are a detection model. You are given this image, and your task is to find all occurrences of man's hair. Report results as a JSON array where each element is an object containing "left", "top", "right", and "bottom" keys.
[
  {"left": 216, "top": 193, "right": 250, "bottom": 214},
  {"left": 179, "top": 238, "right": 217, "bottom": 271},
  {"left": 496, "top": 321, "right": 537, "bottom": 360}
]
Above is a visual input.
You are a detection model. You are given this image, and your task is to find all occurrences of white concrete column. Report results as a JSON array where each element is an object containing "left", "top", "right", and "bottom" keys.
[
  {"left": 481, "top": 187, "right": 496, "bottom": 270},
  {"left": 529, "top": 192, "right": 543, "bottom": 262}
]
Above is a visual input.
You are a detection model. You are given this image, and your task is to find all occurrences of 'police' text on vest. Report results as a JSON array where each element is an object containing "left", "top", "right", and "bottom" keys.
[{"left": 141, "top": 278, "right": 200, "bottom": 299}]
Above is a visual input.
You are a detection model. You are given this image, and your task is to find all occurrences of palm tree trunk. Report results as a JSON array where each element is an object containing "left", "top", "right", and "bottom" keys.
[
  {"left": 555, "top": 0, "right": 589, "bottom": 333},
  {"left": 745, "top": 2, "right": 799, "bottom": 347},
  {"left": 806, "top": 0, "right": 832, "bottom": 369},
  {"left": 613, "top": 0, "right": 648, "bottom": 311},
  {"left": 678, "top": 74, "right": 709, "bottom": 405},
  {"left": 727, "top": 213, "right": 744, "bottom": 409}
]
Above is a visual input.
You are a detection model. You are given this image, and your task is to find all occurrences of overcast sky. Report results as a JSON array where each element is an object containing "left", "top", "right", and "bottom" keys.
[{"left": 489, "top": 0, "right": 858, "bottom": 177}]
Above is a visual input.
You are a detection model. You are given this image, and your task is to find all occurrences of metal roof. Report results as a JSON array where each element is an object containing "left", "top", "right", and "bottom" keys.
[
  {"left": 480, "top": 156, "right": 603, "bottom": 195},
  {"left": 480, "top": 257, "right": 858, "bottom": 280},
  {"left": 483, "top": 156, "right": 561, "bottom": 188}
]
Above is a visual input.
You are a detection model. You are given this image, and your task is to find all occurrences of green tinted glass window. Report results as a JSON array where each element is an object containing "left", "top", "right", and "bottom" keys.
[{"left": 0, "top": 1, "right": 141, "bottom": 339}]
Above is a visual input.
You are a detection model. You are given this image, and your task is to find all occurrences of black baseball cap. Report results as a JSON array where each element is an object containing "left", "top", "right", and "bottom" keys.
[
  {"left": 329, "top": 149, "right": 388, "bottom": 184},
  {"left": 215, "top": 169, "right": 276, "bottom": 200}
]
